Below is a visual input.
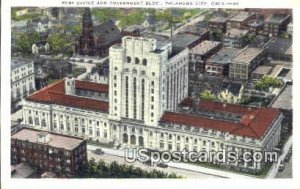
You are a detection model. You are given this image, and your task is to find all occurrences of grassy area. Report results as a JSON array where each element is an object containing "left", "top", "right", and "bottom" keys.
[
  {"left": 71, "top": 66, "right": 86, "bottom": 78},
  {"left": 11, "top": 10, "right": 42, "bottom": 21},
  {"left": 189, "top": 161, "right": 273, "bottom": 178},
  {"left": 241, "top": 96, "right": 272, "bottom": 107}
]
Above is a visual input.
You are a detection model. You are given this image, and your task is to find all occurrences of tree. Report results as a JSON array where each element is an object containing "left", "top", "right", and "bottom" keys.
[
  {"left": 200, "top": 90, "right": 217, "bottom": 101},
  {"left": 47, "top": 33, "right": 65, "bottom": 54},
  {"left": 16, "top": 33, "right": 31, "bottom": 54},
  {"left": 255, "top": 76, "right": 282, "bottom": 91}
]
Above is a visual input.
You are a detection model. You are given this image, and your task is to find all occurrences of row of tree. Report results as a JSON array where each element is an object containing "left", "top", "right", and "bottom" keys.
[{"left": 77, "top": 158, "right": 181, "bottom": 178}]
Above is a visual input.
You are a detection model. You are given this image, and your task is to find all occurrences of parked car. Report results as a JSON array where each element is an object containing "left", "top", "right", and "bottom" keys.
[
  {"left": 157, "top": 162, "right": 168, "bottom": 168},
  {"left": 284, "top": 155, "right": 290, "bottom": 162},
  {"left": 278, "top": 164, "right": 285, "bottom": 172},
  {"left": 93, "top": 148, "right": 104, "bottom": 155}
]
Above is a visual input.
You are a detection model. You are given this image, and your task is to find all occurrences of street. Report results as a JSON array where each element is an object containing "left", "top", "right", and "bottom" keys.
[{"left": 276, "top": 155, "right": 293, "bottom": 178}]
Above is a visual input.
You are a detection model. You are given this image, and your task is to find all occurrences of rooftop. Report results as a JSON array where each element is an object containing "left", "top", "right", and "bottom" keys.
[
  {"left": 11, "top": 163, "right": 35, "bottom": 178},
  {"left": 26, "top": 79, "right": 109, "bottom": 112},
  {"left": 265, "top": 37, "right": 292, "bottom": 54},
  {"left": 11, "top": 58, "right": 32, "bottom": 70},
  {"left": 271, "top": 85, "right": 292, "bottom": 110},
  {"left": 11, "top": 127, "right": 84, "bottom": 150},
  {"left": 252, "top": 66, "right": 273, "bottom": 75},
  {"left": 225, "top": 28, "right": 249, "bottom": 38},
  {"left": 122, "top": 25, "right": 144, "bottom": 32},
  {"left": 229, "top": 11, "right": 255, "bottom": 22},
  {"left": 162, "top": 100, "right": 280, "bottom": 139},
  {"left": 177, "top": 25, "right": 208, "bottom": 36},
  {"left": 265, "top": 14, "right": 290, "bottom": 24},
  {"left": 171, "top": 33, "right": 200, "bottom": 50},
  {"left": 207, "top": 47, "right": 241, "bottom": 64},
  {"left": 209, "top": 16, "right": 227, "bottom": 23},
  {"left": 189, "top": 40, "right": 222, "bottom": 55},
  {"left": 232, "top": 47, "right": 263, "bottom": 63}
]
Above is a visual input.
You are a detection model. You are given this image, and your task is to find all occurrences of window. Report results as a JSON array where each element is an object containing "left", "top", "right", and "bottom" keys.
[
  {"left": 126, "top": 56, "right": 131, "bottom": 63},
  {"left": 28, "top": 117, "right": 33, "bottom": 124},
  {"left": 114, "top": 75, "right": 117, "bottom": 80},
  {"left": 151, "top": 89, "right": 154, "bottom": 94},
  {"left": 142, "top": 59, "right": 147, "bottom": 66},
  {"left": 152, "top": 72, "right": 155, "bottom": 76},
  {"left": 42, "top": 119, "right": 46, "bottom": 127},
  {"left": 135, "top": 58, "right": 140, "bottom": 64},
  {"left": 35, "top": 118, "right": 39, "bottom": 125},
  {"left": 149, "top": 131, "right": 153, "bottom": 137},
  {"left": 151, "top": 81, "right": 154, "bottom": 86},
  {"left": 151, "top": 96, "right": 154, "bottom": 102},
  {"left": 114, "top": 67, "right": 118, "bottom": 71}
]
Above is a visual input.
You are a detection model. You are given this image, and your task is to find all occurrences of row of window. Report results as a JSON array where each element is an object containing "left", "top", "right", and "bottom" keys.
[{"left": 126, "top": 57, "right": 147, "bottom": 66}]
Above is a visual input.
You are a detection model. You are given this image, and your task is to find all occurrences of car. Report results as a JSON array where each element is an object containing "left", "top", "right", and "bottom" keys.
[
  {"left": 93, "top": 148, "right": 104, "bottom": 155},
  {"left": 157, "top": 162, "right": 168, "bottom": 168},
  {"left": 278, "top": 164, "right": 285, "bottom": 172},
  {"left": 284, "top": 155, "right": 290, "bottom": 162}
]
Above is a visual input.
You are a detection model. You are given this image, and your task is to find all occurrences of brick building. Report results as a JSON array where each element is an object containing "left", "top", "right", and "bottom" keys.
[{"left": 11, "top": 127, "right": 87, "bottom": 176}]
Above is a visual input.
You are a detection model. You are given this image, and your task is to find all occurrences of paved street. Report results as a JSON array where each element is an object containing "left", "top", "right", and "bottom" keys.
[
  {"left": 87, "top": 150, "right": 222, "bottom": 178},
  {"left": 276, "top": 155, "right": 293, "bottom": 178}
]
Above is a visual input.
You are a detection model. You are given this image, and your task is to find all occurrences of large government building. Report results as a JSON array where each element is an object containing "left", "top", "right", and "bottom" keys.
[{"left": 22, "top": 36, "right": 283, "bottom": 173}]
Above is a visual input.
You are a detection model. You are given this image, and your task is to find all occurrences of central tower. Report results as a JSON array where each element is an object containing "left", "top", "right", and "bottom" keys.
[{"left": 109, "top": 36, "right": 189, "bottom": 127}]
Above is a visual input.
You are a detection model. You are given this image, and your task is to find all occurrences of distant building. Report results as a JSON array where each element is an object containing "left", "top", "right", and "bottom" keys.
[
  {"left": 229, "top": 47, "right": 265, "bottom": 80},
  {"left": 75, "top": 8, "right": 121, "bottom": 58},
  {"left": 171, "top": 33, "right": 203, "bottom": 53},
  {"left": 287, "top": 23, "right": 293, "bottom": 36},
  {"left": 223, "top": 28, "right": 249, "bottom": 48},
  {"left": 177, "top": 24, "right": 210, "bottom": 39},
  {"left": 143, "top": 14, "right": 156, "bottom": 28},
  {"left": 11, "top": 127, "right": 87, "bottom": 176},
  {"left": 121, "top": 25, "right": 144, "bottom": 37},
  {"left": 208, "top": 16, "right": 228, "bottom": 32},
  {"left": 32, "top": 41, "right": 50, "bottom": 55},
  {"left": 206, "top": 47, "right": 241, "bottom": 77},
  {"left": 263, "top": 14, "right": 291, "bottom": 37},
  {"left": 226, "top": 11, "right": 256, "bottom": 30},
  {"left": 189, "top": 40, "right": 223, "bottom": 73},
  {"left": 247, "top": 19, "right": 264, "bottom": 33},
  {"left": 265, "top": 37, "right": 292, "bottom": 61},
  {"left": 11, "top": 59, "right": 36, "bottom": 106},
  {"left": 251, "top": 66, "right": 273, "bottom": 79}
]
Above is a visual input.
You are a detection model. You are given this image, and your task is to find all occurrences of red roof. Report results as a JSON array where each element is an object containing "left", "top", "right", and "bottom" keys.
[
  {"left": 75, "top": 80, "right": 108, "bottom": 94},
  {"left": 162, "top": 101, "right": 280, "bottom": 139},
  {"left": 27, "top": 80, "right": 109, "bottom": 112}
]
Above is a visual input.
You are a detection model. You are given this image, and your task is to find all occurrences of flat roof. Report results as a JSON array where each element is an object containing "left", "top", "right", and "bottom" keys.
[
  {"left": 265, "top": 37, "right": 292, "bottom": 54},
  {"left": 11, "top": 58, "right": 32, "bottom": 70},
  {"left": 229, "top": 11, "right": 255, "bottom": 22},
  {"left": 252, "top": 66, "right": 273, "bottom": 75},
  {"left": 271, "top": 85, "right": 292, "bottom": 110},
  {"left": 209, "top": 16, "right": 227, "bottom": 23},
  {"left": 265, "top": 14, "right": 290, "bottom": 24},
  {"left": 225, "top": 28, "right": 249, "bottom": 38},
  {"left": 11, "top": 127, "right": 84, "bottom": 150},
  {"left": 232, "top": 47, "right": 263, "bottom": 63},
  {"left": 171, "top": 33, "right": 200, "bottom": 49},
  {"left": 207, "top": 47, "right": 241, "bottom": 64},
  {"left": 189, "top": 40, "right": 221, "bottom": 55}
]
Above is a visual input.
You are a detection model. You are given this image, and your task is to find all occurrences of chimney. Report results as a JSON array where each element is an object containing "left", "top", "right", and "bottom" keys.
[
  {"left": 65, "top": 75, "right": 76, "bottom": 95},
  {"left": 193, "top": 98, "right": 200, "bottom": 112},
  {"left": 37, "top": 132, "right": 50, "bottom": 143}
]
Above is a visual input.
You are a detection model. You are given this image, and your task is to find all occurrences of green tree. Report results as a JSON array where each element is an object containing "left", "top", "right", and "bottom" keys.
[
  {"left": 199, "top": 90, "right": 217, "bottom": 101},
  {"left": 47, "top": 33, "right": 65, "bottom": 54},
  {"left": 255, "top": 76, "right": 282, "bottom": 91},
  {"left": 16, "top": 33, "right": 31, "bottom": 54}
]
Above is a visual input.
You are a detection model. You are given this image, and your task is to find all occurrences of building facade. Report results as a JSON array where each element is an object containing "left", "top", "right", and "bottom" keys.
[
  {"left": 22, "top": 36, "right": 283, "bottom": 173},
  {"left": 11, "top": 58, "right": 36, "bottom": 105},
  {"left": 229, "top": 47, "right": 266, "bottom": 80},
  {"left": 263, "top": 14, "right": 291, "bottom": 37},
  {"left": 11, "top": 127, "right": 87, "bottom": 176}
]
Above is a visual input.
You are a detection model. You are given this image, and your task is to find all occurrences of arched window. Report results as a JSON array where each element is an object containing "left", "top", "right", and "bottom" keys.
[
  {"left": 130, "top": 135, "right": 136, "bottom": 145},
  {"left": 123, "top": 133, "right": 128, "bottom": 143},
  {"left": 142, "top": 59, "right": 147, "bottom": 66},
  {"left": 135, "top": 58, "right": 140, "bottom": 64},
  {"left": 138, "top": 136, "right": 144, "bottom": 147},
  {"left": 126, "top": 56, "right": 131, "bottom": 63}
]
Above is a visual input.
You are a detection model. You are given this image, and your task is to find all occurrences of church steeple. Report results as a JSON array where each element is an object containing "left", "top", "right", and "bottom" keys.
[{"left": 82, "top": 8, "right": 94, "bottom": 35}]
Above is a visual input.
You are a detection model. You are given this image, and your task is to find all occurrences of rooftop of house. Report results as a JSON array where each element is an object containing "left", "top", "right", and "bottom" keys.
[
  {"left": 207, "top": 47, "right": 242, "bottom": 64},
  {"left": 225, "top": 28, "right": 249, "bottom": 38},
  {"left": 189, "top": 40, "right": 222, "bottom": 55},
  {"left": 177, "top": 24, "right": 208, "bottom": 36},
  {"left": 229, "top": 11, "right": 255, "bottom": 22},
  {"left": 11, "top": 127, "right": 85, "bottom": 150},
  {"left": 122, "top": 25, "right": 144, "bottom": 32},
  {"left": 11, "top": 58, "right": 33, "bottom": 70},
  {"left": 232, "top": 47, "right": 263, "bottom": 63},
  {"left": 26, "top": 79, "right": 109, "bottom": 112},
  {"left": 93, "top": 20, "right": 122, "bottom": 46},
  {"left": 161, "top": 99, "right": 280, "bottom": 139},
  {"left": 209, "top": 16, "right": 227, "bottom": 23},
  {"left": 221, "top": 81, "right": 243, "bottom": 96},
  {"left": 265, "top": 14, "right": 290, "bottom": 24}
]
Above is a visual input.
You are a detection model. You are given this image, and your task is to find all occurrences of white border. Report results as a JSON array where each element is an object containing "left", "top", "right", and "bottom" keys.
[{"left": 2, "top": 0, "right": 300, "bottom": 189}]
